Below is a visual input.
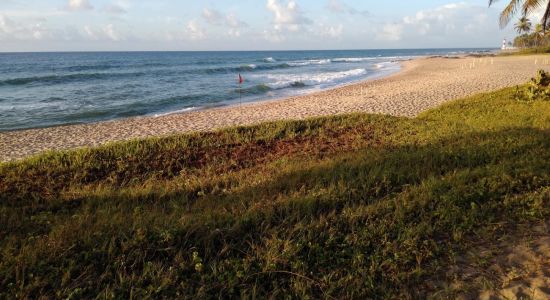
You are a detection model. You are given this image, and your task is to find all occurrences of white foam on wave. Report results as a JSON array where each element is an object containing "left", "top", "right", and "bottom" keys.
[
  {"left": 371, "top": 59, "right": 406, "bottom": 70},
  {"left": 153, "top": 106, "right": 197, "bottom": 117},
  {"left": 287, "top": 59, "right": 332, "bottom": 66},
  {"left": 264, "top": 57, "right": 276, "bottom": 63},
  {"left": 333, "top": 56, "right": 417, "bottom": 63},
  {"left": 374, "top": 61, "right": 395, "bottom": 69},
  {"left": 332, "top": 57, "right": 377, "bottom": 62},
  {"left": 263, "top": 68, "right": 367, "bottom": 89}
]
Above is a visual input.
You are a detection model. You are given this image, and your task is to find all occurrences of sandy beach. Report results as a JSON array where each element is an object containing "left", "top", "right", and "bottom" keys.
[{"left": 2, "top": 54, "right": 550, "bottom": 162}]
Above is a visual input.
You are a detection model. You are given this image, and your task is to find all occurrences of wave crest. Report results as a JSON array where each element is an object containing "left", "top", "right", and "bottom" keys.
[
  {"left": 287, "top": 59, "right": 332, "bottom": 66},
  {"left": 332, "top": 57, "right": 377, "bottom": 63},
  {"left": 264, "top": 68, "right": 367, "bottom": 89},
  {"left": 203, "top": 63, "right": 291, "bottom": 74},
  {"left": 0, "top": 72, "right": 145, "bottom": 86}
]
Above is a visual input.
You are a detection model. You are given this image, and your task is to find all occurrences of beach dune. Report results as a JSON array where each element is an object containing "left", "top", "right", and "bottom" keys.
[{"left": 1, "top": 55, "right": 549, "bottom": 162}]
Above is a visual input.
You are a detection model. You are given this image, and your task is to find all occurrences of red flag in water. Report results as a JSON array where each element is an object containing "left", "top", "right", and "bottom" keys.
[{"left": 238, "top": 73, "right": 244, "bottom": 84}]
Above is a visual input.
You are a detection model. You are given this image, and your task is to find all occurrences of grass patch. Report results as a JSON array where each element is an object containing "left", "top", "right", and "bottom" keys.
[
  {"left": 1, "top": 86, "right": 549, "bottom": 298},
  {"left": 499, "top": 46, "right": 550, "bottom": 56}
]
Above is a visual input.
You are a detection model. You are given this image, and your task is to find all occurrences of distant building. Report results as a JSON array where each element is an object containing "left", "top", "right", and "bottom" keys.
[{"left": 501, "top": 38, "right": 517, "bottom": 51}]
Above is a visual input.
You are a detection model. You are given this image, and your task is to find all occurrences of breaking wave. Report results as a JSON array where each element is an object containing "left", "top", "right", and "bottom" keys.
[
  {"left": 202, "top": 63, "right": 292, "bottom": 74},
  {"left": 263, "top": 68, "right": 367, "bottom": 89},
  {"left": 287, "top": 59, "right": 332, "bottom": 66}
]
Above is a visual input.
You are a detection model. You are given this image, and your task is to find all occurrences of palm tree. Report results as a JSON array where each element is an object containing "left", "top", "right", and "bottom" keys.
[
  {"left": 515, "top": 17, "right": 532, "bottom": 47},
  {"left": 489, "top": 0, "right": 550, "bottom": 31},
  {"left": 515, "top": 16, "right": 532, "bottom": 34},
  {"left": 534, "top": 23, "right": 545, "bottom": 45}
]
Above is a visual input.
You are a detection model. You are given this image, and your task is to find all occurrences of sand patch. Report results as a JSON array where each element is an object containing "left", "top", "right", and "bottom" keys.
[{"left": 437, "top": 221, "right": 550, "bottom": 299}]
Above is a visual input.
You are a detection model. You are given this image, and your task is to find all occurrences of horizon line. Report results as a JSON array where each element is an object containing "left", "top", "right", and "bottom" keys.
[{"left": 0, "top": 46, "right": 499, "bottom": 54}]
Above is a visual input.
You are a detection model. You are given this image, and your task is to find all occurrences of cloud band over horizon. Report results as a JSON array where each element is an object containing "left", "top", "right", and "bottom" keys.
[{"left": 0, "top": 0, "right": 521, "bottom": 51}]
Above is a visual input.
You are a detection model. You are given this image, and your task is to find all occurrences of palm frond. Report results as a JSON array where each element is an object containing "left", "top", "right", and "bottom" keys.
[
  {"left": 522, "top": 0, "right": 545, "bottom": 14},
  {"left": 500, "top": 0, "right": 522, "bottom": 28}
]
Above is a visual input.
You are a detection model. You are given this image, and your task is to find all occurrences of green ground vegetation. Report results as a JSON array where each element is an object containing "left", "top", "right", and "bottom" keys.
[
  {"left": 1, "top": 84, "right": 549, "bottom": 298},
  {"left": 515, "top": 69, "right": 550, "bottom": 102},
  {"left": 500, "top": 46, "right": 550, "bottom": 56}
]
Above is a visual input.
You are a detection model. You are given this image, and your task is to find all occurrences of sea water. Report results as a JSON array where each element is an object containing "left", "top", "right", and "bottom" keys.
[{"left": 0, "top": 48, "right": 495, "bottom": 131}]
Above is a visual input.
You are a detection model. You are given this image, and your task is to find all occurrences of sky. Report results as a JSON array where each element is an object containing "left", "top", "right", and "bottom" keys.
[{"left": 0, "top": 0, "right": 535, "bottom": 52}]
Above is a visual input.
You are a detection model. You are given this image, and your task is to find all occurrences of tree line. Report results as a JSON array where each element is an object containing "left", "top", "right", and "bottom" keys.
[{"left": 489, "top": 0, "right": 550, "bottom": 48}]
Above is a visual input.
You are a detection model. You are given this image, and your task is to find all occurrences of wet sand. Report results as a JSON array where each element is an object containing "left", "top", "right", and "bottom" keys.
[{"left": 2, "top": 55, "right": 550, "bottom": 162}]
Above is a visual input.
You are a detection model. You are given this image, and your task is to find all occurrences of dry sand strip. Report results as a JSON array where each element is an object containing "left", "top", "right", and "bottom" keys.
[
  {"left": 2, "top": 55, "right": 550, "bottom": 162},
  {"left": 444, "top": 221, "right": 550, "bottom": 300}
]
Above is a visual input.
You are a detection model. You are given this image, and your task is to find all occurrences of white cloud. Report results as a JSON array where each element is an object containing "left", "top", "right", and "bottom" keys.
[
  {"left": 228, "top": 28, "right": 241, "bottom": 37},
  {"left": 0, "top": 0, "right": 516, "bottom": 51},
  {"left": 201, "top": 8, "right": 248, "bottom": 38},
  {"left": 266, "top": 0, "right": 310, "bottom": 32},
  {"left": 401, "top": 2, "right": 468, "bottom": 35},
  {"left": 103, "top": 4, "right": 127, "bottom": 15},
  {"left": 67, "top": 0, "right": 93, "bottom": 12},
  {"left": 82, "top": 24, "right": 122, "bottom": 41},
  {"left": 377, "top": 23, "right": 403, "bottom": 41},
  {"left": 83, "top": 25, "right": 97, "bottom": 39},
  {"left": 264, "top": 0, "right": 311, "bottom": 42},
  {"left": 186, "top": 20, "right": 206, "bottom": 40},
  {"left": 263, "top": 29, "right": 285, "bottom": 42},
  {"left": 326, "top": 0, "right": 345, "bottom": 13},
  {"left": 377, "top": 2, "right": 504, "bottom": 44},
  {"left": 104, "top": 24, "right": 119, "bottom": 40},
  {"left": 0, "top": 15, "right": 53, "bottom": 41},
  {"left": 318, "top": 23, "right": 343, "bottom": 38},
  {"left": 0, "top": 15, "right": 16, "bottom": 34},
  {"left": 0, "top": 10, "right": 65, "bottom": 19},
  {"left": 202, "top": 8, "right": 223, "bottom": 25},
  {"left": 225, "top": 13, "right": 248, "bottom": 37},
  {"left": 326, "top": 0, "right": 369, "bottom": 16},
  {"left": 225, "top": 13, "right": 248, "bottom": 28},
  {"left": 202, "top": 8, "right": 248, "bottom": 28}
]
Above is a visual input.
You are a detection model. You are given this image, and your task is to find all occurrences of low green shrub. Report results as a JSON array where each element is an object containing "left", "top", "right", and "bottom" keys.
[{"left": 515, "top": 69, "right": 550, "bottom": 102}]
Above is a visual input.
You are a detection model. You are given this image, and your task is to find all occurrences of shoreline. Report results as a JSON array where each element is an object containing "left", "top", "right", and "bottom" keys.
[
  {"left": 155, "top": 59, "right": 408, "bottom": 118},
  {"left": 0, "top": 64, "right": 405, "bottom": 134},
  {"left": 0, "top": 59, "right": 406, "bottom": 134},
  {"left": 153, "top": 62, "right": 405, "bottom": 120},
  {"left": 2, "top": 54, "right": 549, "bottom": 162}
]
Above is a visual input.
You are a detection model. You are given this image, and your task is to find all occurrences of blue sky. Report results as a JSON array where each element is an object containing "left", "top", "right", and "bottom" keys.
[{"left": 0, "top": 0, "right": 530, "bottom": 51}]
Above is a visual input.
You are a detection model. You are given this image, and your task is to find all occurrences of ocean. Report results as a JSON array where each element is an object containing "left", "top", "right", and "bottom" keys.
[{"left": 0, "top": 48, "right": 495, "bottom": 131}]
